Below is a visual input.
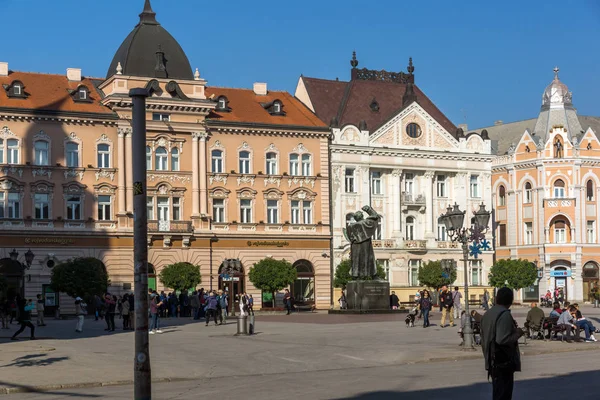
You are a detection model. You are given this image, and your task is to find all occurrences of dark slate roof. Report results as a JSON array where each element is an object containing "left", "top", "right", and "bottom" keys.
[
  {"left": 470, "top": 115, "right": 600, "bottom": 155},
  {"left": 300, "top": 76, "right": 457, "bottom": 135},
  {"left": 106, "top": 1, "right": 193, "bottom": 80}
]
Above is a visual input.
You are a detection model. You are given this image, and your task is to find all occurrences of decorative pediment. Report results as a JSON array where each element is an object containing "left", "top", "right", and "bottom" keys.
[
  {"left": 62, "top": 182, "right": 87, "bottom": 194},
  {"left": 292, "top": 143, "right": 308, "bottom": 153},
  {"left": 236, "top": 187, "right": 257, "bottom": 199},
  {"left": 265, "top": 143, "right": 279, "bottom": 152},
  {"left": 263, "top": 188, "right": 283, "bottom": 200},
  {"left": 287, "top": 187, "right": 317, "bottom": 201},
  {"left": 238, "top": 141, "right": 251, "bottom": 150},
  {"left": 30, "top": 180, "right": 54, "bottom": 193},
  {"left": 65, "top": 132, "right": 82, "bottom": 143},
  {"left": 94, "top": 183, "right": 117, "bottom": 195},
  {"left": 33, "top": 130, "right": 51, "bottom": 142},
  {"left": 0, "top": 126, "right": 16, "bottom": 138},
  {"left": 210, "top": 140, "right": 224, "bottom": 149},
  {"left": 210, "top": 186, "right": 231, "bottom": 198},
  {"left": 96, "top": 134, "right": 112, "bottom": 143},
  {"left": 0, "top": 177, "right": 24, "bottom": 191}
]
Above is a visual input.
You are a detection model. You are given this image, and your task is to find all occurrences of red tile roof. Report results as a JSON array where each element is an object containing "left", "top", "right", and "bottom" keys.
[
  {"left": 205, "top": 87, "right": 326, "bottom": 128},
  {"left": 0, "top": 71, "right": 114, "bottom": 116},
  {"left": 301, "top": 77, "right": 457, "bottom": 135}
]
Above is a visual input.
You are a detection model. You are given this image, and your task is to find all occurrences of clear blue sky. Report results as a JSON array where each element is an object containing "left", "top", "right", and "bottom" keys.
[{"left": 2, "top": 0, "right": 599, "bottom": 129}]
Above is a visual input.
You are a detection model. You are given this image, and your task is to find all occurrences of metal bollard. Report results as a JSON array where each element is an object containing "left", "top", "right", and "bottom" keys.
[
  {"left": 236, "top": 316, "right": 248, "bottom": 335},
  {"left": 248, "top": 315, "right": 255, "bottom": 335}
]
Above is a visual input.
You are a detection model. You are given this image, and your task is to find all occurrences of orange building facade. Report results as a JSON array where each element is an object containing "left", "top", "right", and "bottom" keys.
[
  {"left": 490, "top": 69, "right": 600, "bottom": 303},
  {"left": 0, "top": 1, "right": 332, "bottom": 312}
]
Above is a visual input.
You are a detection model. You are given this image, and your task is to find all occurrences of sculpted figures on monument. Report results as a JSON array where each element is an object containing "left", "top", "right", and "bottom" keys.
[{"left": 343, "top": 205, "right": 381, "bottom": 279}]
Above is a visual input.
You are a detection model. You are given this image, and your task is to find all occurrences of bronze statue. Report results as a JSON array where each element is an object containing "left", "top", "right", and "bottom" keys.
[{"left": 343, "top": 205, "right": 381, "bottom": 279}]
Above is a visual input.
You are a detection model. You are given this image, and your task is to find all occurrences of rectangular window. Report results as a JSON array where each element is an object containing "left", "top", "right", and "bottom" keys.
[
  {"left": 211, "top": 150, "right": 223, "bottom": 173},
  {"left": 409, "top": 259, "right": 421, "bottom": 287},
  {"left": 171, "top": 149, "right": 180, "bottom": 171},
  {"left": 301, "top": 154, "right": 311, "bottom": 176},
  {"left": 34, "top": 193, "right": 49, "bottom": 219},
  {"left": 97, "top": 195, "right": 111, "bottom": 221},
  {"left": 267, "top": 200, "right": 278, "bottom": 224},
  {"left": 66, "top": 195, "right": 82, "bottom": 220},
  {"left": 404, "top": 173, "right": 414, "bottom": 195},
  {"left": 302, "top": 201, "right": 312, "bottom": 224},
  {"left": 345, "top": 168, "right": 355, "bottom": 193},
  {"left": 0, "top": 138, "right": 4, "bottom": 163},
  {"left": 240, "top": 199, "right": 252, "bottom": 223},
  {"left": 97, "top": 144, "right": 110, "bottom": 168},
  {"left": 587, "top": 220, "right": 595, "bottom": 243},
  {"left": 525, "top": 222, "right": 533, "bottom": 245},
  {"left": 157, "top": 197, "right": 169, "bottom": 222},
  {"left": 437, "top": 224, "right": 447, "bottom": 241},
  {"left": 289, "top": 154, "right": 299, "bottom": 176},
  {"left": 554, "top": 187, "right": 565, "bottom": 198},
  {"left": 7, "top": 139, "right": 19, "bottom": 164},
  {"left": 437, "top": 175, "right": 446, "bottom": 197},
  {"left": 172, "top": 197, "right": 181, "bottom": 221},
  {"left": 291, "top": 200, "right": 300, "bottom": 224},
  {"left": 471, "top": 260, "right": 482, "bottom": 286},
  {"left": 213, "top": 199, "right": 225, "bottom": 223},
  {"left": 470, "top": 175, "right": 480, "bottom": 198},
  {"left": 524, "top": 188, "right": 532, "bottom": 204},
  {"left": 371, "top": 171, "right": 382, "bottom": 195},
  {"left": 8, "top": 192, "right": 20, "bottom": 218},
  {"left": 554, "top": 221, "right": 566, "bottom": 244},
  {"left": 499, "top": 224, "right": 507, "bottom": 246},
  {"left": 34, "top": 141, "right": 49, "bottom": 166},
  {"left": 66, "top": 142, "right": 79, "bottom": 168},
  {"left": 147, "top": 198, "right": 154, "bottom": 220},
  {"left": 239, "top": 152, "right": 251, "bottom": 174},
  {"left": 152, "top": 113, "right": 170, "bottom": 121},
  {"left": 266, "top": 153, "right": 278, "bottom": 175}
]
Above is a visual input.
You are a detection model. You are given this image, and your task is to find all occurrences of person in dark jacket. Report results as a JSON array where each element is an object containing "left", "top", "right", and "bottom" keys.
[
  {"left": 390, "top": 291, "right": 400, "bottom": 310},
  {"left": 104, "top": 294, "right": 116, "bottom": 332},
  {"left": 11, "top": 296, "right": 36, "bottom": 340},
  {"left": 419, "top": 290, "right": 433, "bottom": 328},
  {"left": 439, "top": 285, "right": 454, "bottom": 327},
  {"left": 205, "top": 291, "right": 219, "bottom": 326},
  {"left": 481, "top": 287, "right": 524, "bottom": 400},
  {"left": 524, "top": 302, "right": 545, "bottom": 339}
]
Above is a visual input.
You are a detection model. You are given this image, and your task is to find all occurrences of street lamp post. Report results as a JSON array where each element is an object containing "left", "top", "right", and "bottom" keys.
[{"left": 440, "top": 203, "right": 491, "bottom": 351}]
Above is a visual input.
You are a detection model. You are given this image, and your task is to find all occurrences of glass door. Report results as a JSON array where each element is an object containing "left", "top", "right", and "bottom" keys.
[{"left": 157, "top": 197, "right": 170, "bottom": 231}]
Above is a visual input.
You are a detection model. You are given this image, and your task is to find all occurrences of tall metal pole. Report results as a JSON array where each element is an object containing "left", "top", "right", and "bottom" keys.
[
  {"left": 130, "top": 88, "right": 151, "bottom": 399},
  {"left": 462, "top": 241, "right": 474, "bottom": 350}
]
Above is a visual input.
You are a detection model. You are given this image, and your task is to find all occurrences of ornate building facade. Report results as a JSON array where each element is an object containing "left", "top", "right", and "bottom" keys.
[
  {"left": 484, "top": 68, "right": 600, "bottom": 303},
  {"left": 0, "top": 1, "right": 331, "bottom": 312},
  {"left": 296, "top": 55, "right": 494, "bottom": 301}
]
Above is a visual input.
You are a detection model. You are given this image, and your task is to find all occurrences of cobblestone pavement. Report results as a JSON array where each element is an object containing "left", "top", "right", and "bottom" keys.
[{"left": 1, "top": 306, "right": 599, "bottom": 396}]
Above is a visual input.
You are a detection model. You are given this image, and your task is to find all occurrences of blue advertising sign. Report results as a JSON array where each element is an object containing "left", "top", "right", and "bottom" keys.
[{"left": 550, "top": 270, "right": 571, "bottom": 277}]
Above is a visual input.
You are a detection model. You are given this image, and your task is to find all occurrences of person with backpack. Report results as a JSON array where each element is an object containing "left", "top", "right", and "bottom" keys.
[
  {"left": 481, "top": 287, "right": 524, "bottom": 400},
  {"left": 11, "top": 296, "right": 36, "bottom": 341},
  {"left": 205, "top": 291, "right": 219, "bottom": 326},
  {"left": 75, "top": 297, "right": 87, "bottom": 333}
]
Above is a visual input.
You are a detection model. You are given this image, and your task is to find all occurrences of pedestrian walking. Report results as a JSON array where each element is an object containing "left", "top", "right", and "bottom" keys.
[
  {"left": 248, "top": 294, "right": 254, "bottom": 315},
  {"left": 482, "top": 289, "right": 490, "bottom": 311},
  {"left": 419, "top": 290, "right": 433, "bottom": 328},
  {"left": 11, "top": 296, "right": 36, "bottom": 341},
  {"left": 452, "top": 287, "right": 463, "bottom": 320},
  {"left": 190, "top": 291, "right": 200, "bottom": 320},
  {"left": 94, "top": 294, "right": 104, "bottom": 321},
  {"left": 338, "top": 291, "right": 347, "bottom": 310},
  {"left": 205, "top": 291, "right": 219, "bottom": 326},
  {"left": 75, "top": 297, "right": 87, "bottom": 333},
  {"left": 440, "top": 285, "right": 454, "bottom": 327},
  {"left": 117, "top": 296, "right": 123, "bottom": 319},
  {"left": 122, "top": 295, "right": 130, "bottom": 330},
  {"left": 218, "top": 290, "right": 228, "bottom": 324},
  {"left": 104, "top": 294, "right": 116, "bottom": 332},
  {"left": 283, "top": 289, "right": 292, "bottom": 315},
  {"left": 149, "top": 290, "right": 164, "bottom": 334},
  {"left": 481, "top": 287, "right": 524, "bottom": 400},
  {"left": 35, "top": 294, "right": 46, "bottom": 327}
]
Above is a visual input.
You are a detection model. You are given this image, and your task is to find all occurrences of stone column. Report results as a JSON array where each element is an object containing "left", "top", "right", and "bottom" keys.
[
  {"left": 117, "top": 127, "right": 127, "bottom": 215},
  {"left": 191, "top": 132, "right": 200, "bottom": 217},
  {"left": 198, "top": 132, "right": 208, "bottom": 215},
  {"left": 424, "top": 170, "right": 435, "bottom": 239},
  {"left": 125, "top": 130, "right": 134, "bottom": 213}
]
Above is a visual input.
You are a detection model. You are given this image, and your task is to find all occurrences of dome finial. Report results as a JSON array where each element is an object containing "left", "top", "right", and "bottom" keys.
[
  {"left": 553, "top": 66, "right": 559, "bottom": 80},
  {"left": 194, "top": 68, "right": 200, "bottom": 80},
  {"left": 139, "top": 0, "right": 158, "bottom": 25},
  {"left": 350, "top": 51, "right": 359, "bottom": 69}
]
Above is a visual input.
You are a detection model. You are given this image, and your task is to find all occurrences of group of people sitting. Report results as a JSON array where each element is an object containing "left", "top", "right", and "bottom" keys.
[{"left": 524, "top": 301, "right": 599, "bottom": 342}]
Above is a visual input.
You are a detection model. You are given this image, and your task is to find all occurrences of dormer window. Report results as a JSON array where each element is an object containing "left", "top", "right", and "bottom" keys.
[
  {"left": 4, "top": 80, "right": 27, "bottom": 98},
  {"left": 79, "top": 88, "right": 87, "bottom": 100},
  {"left": 263, "top": 99, "right": 286, "bottom": 116},
  {"left": 71, "top": 85, "right": 92, "bottom": 103},
  {"left": 370, "top": 98, "right": 379, "bottom": 112},
  {"left": 273, "top": 102, "right": 282, "bottom": 114},
  {"left": 14, "top": 84, "right": 22, "bottom": 96},
  {"left": 215, "top": 96, "right": 231, "bottom": 112}
]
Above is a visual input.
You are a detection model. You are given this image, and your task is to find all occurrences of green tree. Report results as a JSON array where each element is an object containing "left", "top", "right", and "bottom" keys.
[
  {"left": 488, "top": 259, "right": 537, "bottom": 290},
  {"left": 248, "top": 258, "right": 297, "bottom": 309},
  {"left": 333, "top": 260, "right": 387, "bottom": 288},
  {"left": 159, "top": 262, "right": 201, "bottom": 292},
  {"left": 50, "top": 257, "right": 109, "bottom": 299},
  {"left": 0, "top": 275, "right": 7, "bottom": 295},
  {"left": 417, "top": 260, "right": 457, "bottom": 290}
]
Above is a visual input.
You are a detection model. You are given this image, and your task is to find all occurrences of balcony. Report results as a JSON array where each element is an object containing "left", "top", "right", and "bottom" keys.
[
  {"left": 437, "top": 241, "right": 459, "bottom": 249},
  {"left": 404, "top": 240, "right": 427, "bottom": 249},
  {"left": 148, "top": 220, "right": 192, "bottom": 233},
  {"left": 544, "top": 198, "right": 575, "bottom": 208},
  {"left": 401, "top": 192, "right": 426, "bottom": 205},
  {"left": 373, "top": 239, "right": 395, "bottom": 248}
]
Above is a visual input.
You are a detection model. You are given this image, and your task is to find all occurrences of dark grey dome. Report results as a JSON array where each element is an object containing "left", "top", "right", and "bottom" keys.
[{"left": 106, "top": 0, "right": 193, "bottom": 80}]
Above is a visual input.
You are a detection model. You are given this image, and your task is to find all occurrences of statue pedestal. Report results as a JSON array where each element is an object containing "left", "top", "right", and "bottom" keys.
[{"left": 346, "top": 280, "right": 390, "bottom": 311}]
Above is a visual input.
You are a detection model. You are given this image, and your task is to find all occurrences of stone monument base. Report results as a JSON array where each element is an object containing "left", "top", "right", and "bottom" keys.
[{"left": 345, "top": 280, "right": 390, "bottom": 311}]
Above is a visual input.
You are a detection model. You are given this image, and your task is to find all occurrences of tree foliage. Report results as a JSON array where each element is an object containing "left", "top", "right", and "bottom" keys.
[
  {"left": 488, "top": 259, "right": 537, "bottom": 290},
  {"left": 248, "top": 258, "right": 297, "bottom": 304},
  {"left": 159, "top": 262, "right": 201, "bottom": 292},
  {"left": 333, "top": 259, "right": 387, "bottom": 288},
  {"left": 417, "top": 260, "right": 457, "bottom": 290},
  {"left": 50, "top": 257, "right": 109, "bottom": 299},
  {"left": 0, "top": 275, "right": 7, "bottom": 295}
]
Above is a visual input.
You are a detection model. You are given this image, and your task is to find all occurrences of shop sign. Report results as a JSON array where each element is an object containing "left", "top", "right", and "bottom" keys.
[
  {"left": 556, "top": 279, "right": 566, "bottom": 287},
  {"left": 550, "top": 270, "right": 571, "bottom": 277},
  {"left": 247, "top": 240, "right": 289, "bottom": 247},
  {"left": 25, "top": 237, "right": 74, "bottom": 246}
]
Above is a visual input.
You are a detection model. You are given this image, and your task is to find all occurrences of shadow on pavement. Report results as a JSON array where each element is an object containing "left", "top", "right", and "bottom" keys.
[
  {"left": 0, "top": 380, "right": 100, "bottom": 398},
  {"left": 0, "top": 353, "right": 69, "bottom": 368},
  {"left": 335, "top": 370, "right": 600, "bottom": 400}
]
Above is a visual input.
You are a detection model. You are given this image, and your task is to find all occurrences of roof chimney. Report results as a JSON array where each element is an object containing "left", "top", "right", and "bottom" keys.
[
  {"left": 0, "top": 62, "right": 8, "bottom": 77},
  {"left": 67, "top": 68, "right": 82, "bottom": 82},
  {"left": 494, "top": 120, "right": 503, "bottom": 126},
  {"left": 253, "top": 82, "right": 267, "bottom": 96}
]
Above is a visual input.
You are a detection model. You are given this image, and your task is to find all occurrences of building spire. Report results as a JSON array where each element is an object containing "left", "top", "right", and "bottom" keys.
[
  {"left": 553, "top": 66, "right": 560, "bottom": 80},
  {"left": 139, "top": 0, "right": 159, "bottom": 25},
  {"left": 350, "top": 51, "right": 359, "bottom": 69}
]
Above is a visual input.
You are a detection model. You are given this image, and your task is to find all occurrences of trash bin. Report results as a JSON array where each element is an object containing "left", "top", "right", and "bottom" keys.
[
  {"left": 248, "top": 315, "right": 255, "bottom": 335},
  {"left": 236, "top": 316, "right": 248, "bottom": 335}
]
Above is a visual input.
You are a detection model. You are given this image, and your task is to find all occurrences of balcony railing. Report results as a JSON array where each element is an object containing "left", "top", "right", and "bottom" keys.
[
  {"left": 404, "top": 239, "right": 427, "bottom": 249},
  {"left": 544, "top": 198, "right": 575, "bottom": 207},
  {"left": 148, "top": 220, "right": 192, "bottom": 233},
  {"left": 401, "top": 192, "right": 426, "bottom": 205},
  {"left": 373, "top": 239, "right": 396, "bottom": 248},
  {"left": 437, "top": 241, "right": 459, "bottom": 249}
]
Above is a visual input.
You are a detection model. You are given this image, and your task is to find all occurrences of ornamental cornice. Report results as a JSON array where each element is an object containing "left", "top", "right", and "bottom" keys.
[
  {"left": 332, "top": 146, "right": 493, "bottom": 163},
  {"left": 147, "top": 173, "right": 192, "bottom": 184},
  {"left": 209, "top": 126, "right": 329, "bottom": 139}
]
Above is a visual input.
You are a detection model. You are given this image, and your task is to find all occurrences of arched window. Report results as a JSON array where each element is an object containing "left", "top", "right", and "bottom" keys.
[
  {"left": 553, "top": 220, "right": 567, "bottom": 243},
  {"left": 553, "top": 179, "right": 566, "bottom": 198},
  {"left": 498, "top": 185, "right": 506, "bottom": 206},
  {"left": 34, "top": 140, "right": 49, "bottom": 166},
  {"left": 155, "top": 147, "right": 168, "bottom": 171},
  {"left": 289, "top": 153, "right": 299, "bottom": 176},
  {"left": 146, "top": 146, "right": 152, "bottom": 170},
  {"left": 97, "top": 144, "right": 110, "bottom": 168},
  {"left": 292, "top": 260, "right": 315, "bottom": 304},
  {"left": 301, "top": 154, "right": 312, "bottom": 176},
  {"left": 211, "top": 150, "right": 223, "bottom": 173},
  {"left": 171, "top": 148, "right": 180, "bottom": 171},
  {"left": 266, "top": 152, "right": 278, "bottom": 175},
  {"left": 524, "top": 182, "right": 533, "bottom": 204},
  {"left": 66, "top": 142, "right": 80, "bottom": 168},
  {"left": 406, "top": 216, "right": 415, "bottom": 240},
  {"left": 239, "top": 151, "right": 250, "bottom": 174},
  {"left": 587, "top": 180, "right": 594, "bottom": 201}
]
